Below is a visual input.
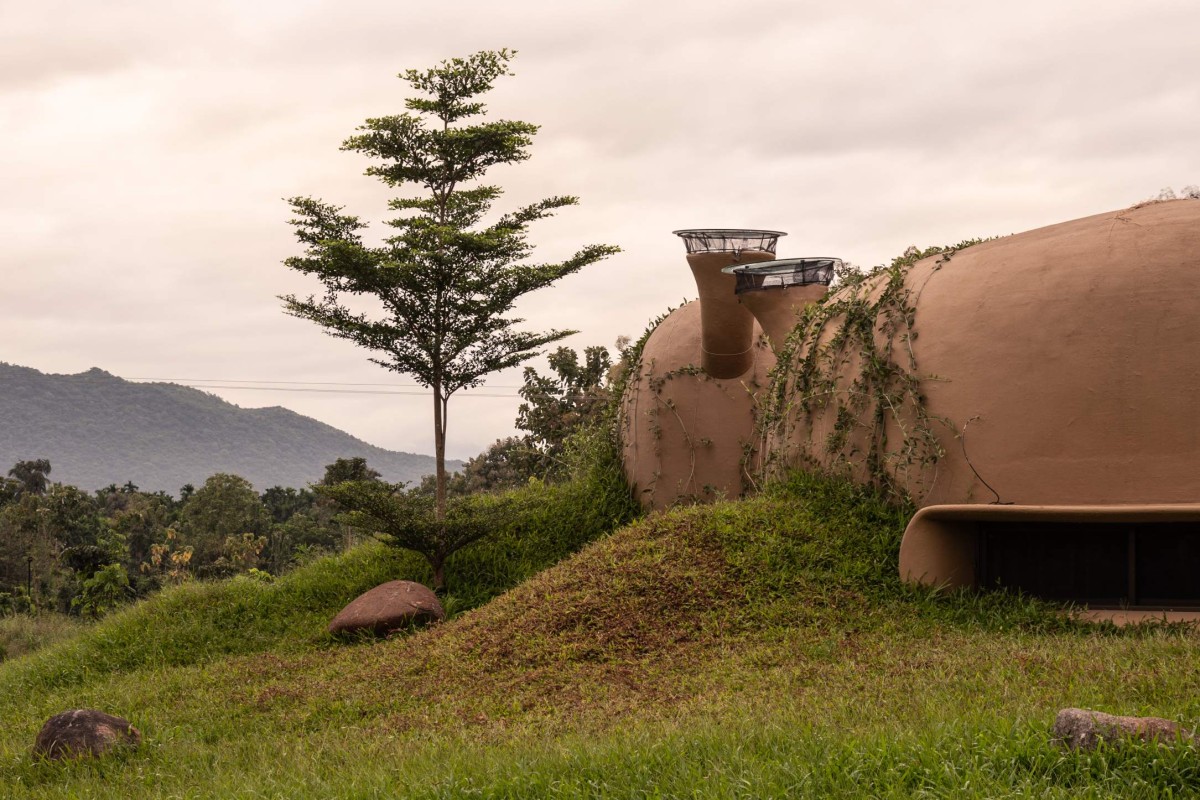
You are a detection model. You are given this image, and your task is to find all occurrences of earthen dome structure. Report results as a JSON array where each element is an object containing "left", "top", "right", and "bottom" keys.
[
  {"left": 620, "top": 230, "right": 786, "bottom": 509},
  {"left": 622, "top": 200, "right": 1200, "bottom": 610},
  {"left": 620, "top": 300, "right": 774, "bottom": 508}
]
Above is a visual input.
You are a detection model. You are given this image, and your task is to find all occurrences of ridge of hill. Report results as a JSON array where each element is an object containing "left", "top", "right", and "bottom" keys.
[{"left": 0, "top": 362, "right": 461, "bottom": 493}]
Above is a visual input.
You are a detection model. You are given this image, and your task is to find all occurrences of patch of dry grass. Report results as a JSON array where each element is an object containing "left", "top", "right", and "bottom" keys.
[{"left": 0, "top": 614, "right": 87, "bottom": 663}]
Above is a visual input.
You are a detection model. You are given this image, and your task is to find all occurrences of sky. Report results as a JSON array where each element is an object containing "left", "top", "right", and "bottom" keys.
[{"left": 2, "top": 0, "right": 1198, "bottom": 460}]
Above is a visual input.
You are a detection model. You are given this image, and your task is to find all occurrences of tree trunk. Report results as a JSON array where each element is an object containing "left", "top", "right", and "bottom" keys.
[
  {"left": 430, "top": 554, "right": 445, "bottom": 593},
  {"left": 433, "top": 382, "right": 447, "bottom": 522}
]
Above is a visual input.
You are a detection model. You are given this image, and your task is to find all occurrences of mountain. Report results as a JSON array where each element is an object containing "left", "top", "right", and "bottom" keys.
[{"left": 0, "top": 363, "right": 461, "bottom": 493}]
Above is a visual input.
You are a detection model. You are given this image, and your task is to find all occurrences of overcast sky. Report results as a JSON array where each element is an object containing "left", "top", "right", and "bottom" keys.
[{"left": 2, "top": 0, "right": 1198, "bottom": 460}]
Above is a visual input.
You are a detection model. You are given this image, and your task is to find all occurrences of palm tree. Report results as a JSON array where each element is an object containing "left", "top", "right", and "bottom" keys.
[{"left": 8, "top": 459, "right": 51, "bottom": 496}]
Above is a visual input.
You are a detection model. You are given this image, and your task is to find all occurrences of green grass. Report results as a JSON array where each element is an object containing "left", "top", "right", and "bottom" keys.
[
  {"left": 2, "top": 471, "right": 1199, "bottom": 798},
  {"left": 0, "top": 466, "right": 635, "bottom": 696}
]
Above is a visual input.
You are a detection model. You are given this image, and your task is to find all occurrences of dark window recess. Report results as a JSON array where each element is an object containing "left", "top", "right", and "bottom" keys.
[
  {"left": 979, "top": 521, "right": 1200, "bottom": 608},
  {"left": 1137, "top": 526, "right": 1200, "bottom": 606}
]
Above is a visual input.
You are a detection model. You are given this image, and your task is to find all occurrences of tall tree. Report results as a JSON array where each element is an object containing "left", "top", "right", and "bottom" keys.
[
  {"left": 517, "top": 345, "right": 612, "bottom": 474},
  {"left": 319, "top": 457, "right": 381, "bottom": 487},
  {"left": 177, "top": 474, "right": 270, "bottom": 574},
  {"left": 281, "top": 49, "right": 618, "bottom": 519},
  {"left": 8, "top": 459, "right": 51, "bottom": 497}
]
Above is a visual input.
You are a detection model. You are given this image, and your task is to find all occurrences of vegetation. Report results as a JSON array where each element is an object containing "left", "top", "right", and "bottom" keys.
[
  {"left": 319, "top": 387, "right": 634, "bottom": 592},
  {"left": 417, "top": 435, "right": 543, "bottom": 497},
  {"left": 415, "top": 342, "right": 618, "bottom": 498},
  {"left": 0, "top": 614, "right": 85, "bottom": 663},
  {"left": 0, "top": 426, "right": 636, "bottom": 676},
  {"left": 281, "top": 49, "right": 618, "bottom": 518},
  {"left": 7, "top": 459, "right": 52, "bottom": 496},
  {"left": 517, "top": 344, "right": 615, "bottom": 475},
  {"left": 318, "top": 483, "right": 515, "bottom": 592},
  {"left": 759, "top": 242, "right": 986, "bottom": 502},
  {"left": 2, "top": 471, "right": 1198, "bottom": 797},
  {"left": 0, "top": 463, "right": 351, "bottom": 624},
  {"left": 0, "top": 337, "right": 629, "bottom": 624}
]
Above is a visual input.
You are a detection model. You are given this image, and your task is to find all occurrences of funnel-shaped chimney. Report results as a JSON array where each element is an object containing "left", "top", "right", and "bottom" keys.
[
  {"left": 673, "top": 229, "right": 786, "bottom": 379},
  {"left": 724, "top": 258, "right": 838, "bottom": 350}
]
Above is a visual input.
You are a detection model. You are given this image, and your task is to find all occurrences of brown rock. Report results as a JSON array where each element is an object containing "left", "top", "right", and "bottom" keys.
[
  {"left": 34, "top": 709, "right": 141, "bottom": 760},
  {"left": 1052, "top": 707, "right": 1194, "bottom": 750},
  {"left": 328, "top": 580, "right": 444, "bottom": 636}
]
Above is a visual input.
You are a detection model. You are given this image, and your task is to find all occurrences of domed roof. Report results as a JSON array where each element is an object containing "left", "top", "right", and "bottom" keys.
[
  {"left": 621, "top": 301, "right": 773, "bottom": 509},
  {"left": 769, "top": 199, "right": 1200, "bottom": 507}
]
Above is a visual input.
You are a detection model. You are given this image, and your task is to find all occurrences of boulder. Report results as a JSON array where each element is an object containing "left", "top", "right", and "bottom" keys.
[
  {"left": 34, "top": 709, "right": 141, "bottom": 760},
  {"left": 1052, "top": 707, "right": 1195, "bottom": 750},
  {"left": 328, "top": 580, "right": 444, "bottom": 636}
]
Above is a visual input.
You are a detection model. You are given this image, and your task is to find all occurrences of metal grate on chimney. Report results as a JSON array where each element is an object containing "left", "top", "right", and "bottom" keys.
[
  {"left": 723, "top": 257, "right": 841, "bottom": 294},
  {"left": 672, "top": 229, "right": 787, "bottom": 257}
]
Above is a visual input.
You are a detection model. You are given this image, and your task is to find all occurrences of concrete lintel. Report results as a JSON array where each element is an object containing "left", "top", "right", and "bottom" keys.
[{"left": 899, "top": 503, "right": 1200, "bottom": 589}]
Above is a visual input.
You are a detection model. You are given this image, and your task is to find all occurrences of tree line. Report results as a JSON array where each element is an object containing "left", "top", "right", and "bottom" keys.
[
  {"left": 0, "top": 342, "right": 616, "bottom": 616},
  {"left": 0, "top": 458, "right": 367, "bottom": 617}
]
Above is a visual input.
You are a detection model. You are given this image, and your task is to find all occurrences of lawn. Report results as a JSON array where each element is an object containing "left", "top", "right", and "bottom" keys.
[{"left": 2, "top": 472, "right": 1198, "bottom": 798}]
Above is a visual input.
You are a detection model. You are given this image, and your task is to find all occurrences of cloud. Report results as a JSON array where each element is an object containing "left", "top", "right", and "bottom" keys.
[{"left": 2, "top": 0, "right": 1199, "bottom": 461}]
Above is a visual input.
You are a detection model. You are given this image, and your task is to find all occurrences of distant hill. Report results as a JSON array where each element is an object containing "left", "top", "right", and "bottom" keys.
[{"left": 0, "top": 363, "right": 461, "bottom": 493}]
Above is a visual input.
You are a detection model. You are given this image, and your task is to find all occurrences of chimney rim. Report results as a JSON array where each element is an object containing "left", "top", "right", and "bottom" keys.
[
  {"left": 672, "top": 229, "right": 788, "bottom": 256},
  {"left": 723, "top": 257, "right": 841, "bottom": 292},
  {"left": 671, "top": 228, "right": 788, "bottom": 237}
]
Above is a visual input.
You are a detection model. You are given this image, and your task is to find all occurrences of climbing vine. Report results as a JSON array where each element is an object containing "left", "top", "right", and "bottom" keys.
[
  {"left": 615, "top": 302, "right": 769, "bottom": 506},
  {"left": 611, "top": 303, "right": 681, "bottom": 504},
  {"left": 757, "top": 239, "right": 986, "bottom": 503},
  {"left": 610, "top": 303, "right": 679, "bottom": 435}
]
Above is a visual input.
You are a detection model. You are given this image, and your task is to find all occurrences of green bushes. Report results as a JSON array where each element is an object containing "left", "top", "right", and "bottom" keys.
[
  {"left": 0, "top": 423, "right": 639, "bottom": 690},
  {"left": 440, "top": 423, "right": 640, "bottom": 608}
]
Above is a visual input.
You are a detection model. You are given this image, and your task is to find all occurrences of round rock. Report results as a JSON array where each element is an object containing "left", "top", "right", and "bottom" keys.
[
  {"left": 34, "top": 709, "right": 141, "bottom": 760},
  {"left": 328, "top": 579, "right": 445, "bottom": 636}
]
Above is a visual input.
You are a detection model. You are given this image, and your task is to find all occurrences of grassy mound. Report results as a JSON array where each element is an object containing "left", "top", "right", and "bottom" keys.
[
  {"left": 0, "top": 462, "right": 637, "bottom": 696},
  {"left": 219, "top": 473, "right": 1091, "bottom": 733},
  {"left": 2, "top": 472, "right": 1200, "bottom": 798}
]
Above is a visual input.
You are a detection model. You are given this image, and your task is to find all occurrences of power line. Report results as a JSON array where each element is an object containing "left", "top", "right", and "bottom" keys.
[
  {"left": 128, "top": 376, "right": 525, "bottom": 389},
  {"left": 124, "top": 377, "right": 599, "bottom": 400},
  {"left": 167, "top": 384, "right": 521, "bottom": 398}
]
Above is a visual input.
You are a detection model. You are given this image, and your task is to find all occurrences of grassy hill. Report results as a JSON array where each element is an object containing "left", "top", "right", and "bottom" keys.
[
  {"left": 0, "top": 362, "right": 462, "bottom": 492},
  {"left": 1, "top": 473, "right": 1199, "bottom": 797}
]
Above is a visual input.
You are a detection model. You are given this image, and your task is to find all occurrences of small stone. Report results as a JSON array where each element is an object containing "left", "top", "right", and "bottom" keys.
[
  {"left": 34, "top": 709, "right": 141, "bottom": 760},
  {"left": 328, "top": 580, "right": 444, "bottom": 636},
  {"left": 1052, "top": 707, "right": 1194, "bottom": 750}
]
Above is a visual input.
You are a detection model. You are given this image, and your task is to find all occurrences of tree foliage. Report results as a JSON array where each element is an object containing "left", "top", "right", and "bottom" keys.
[
  {"left": 7, "top": 459, "right": 51, "bottom": 497},
  {"left": 71, "top": 563, "right": 132, "bottom": 619},
  {"left": 318, "top": 481, "right": 516, "bottom": 591},
  {"left": 177, "top": 474, "right": 272, "bottom": 576},
  {"left": 517, "top": 345, "right": 613, "bottom": 474},
  {"left": 320, "top": 457, "right": 381, "bottom": 486},
  {"left": 0, "top": 458, "right": 387, "bottom": 615},
  {"left": 417, "top": 436, "right": 542, "bottom": 497},
  {"left": 281, "top": 49, "right": 618, "bottom": 518}
]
